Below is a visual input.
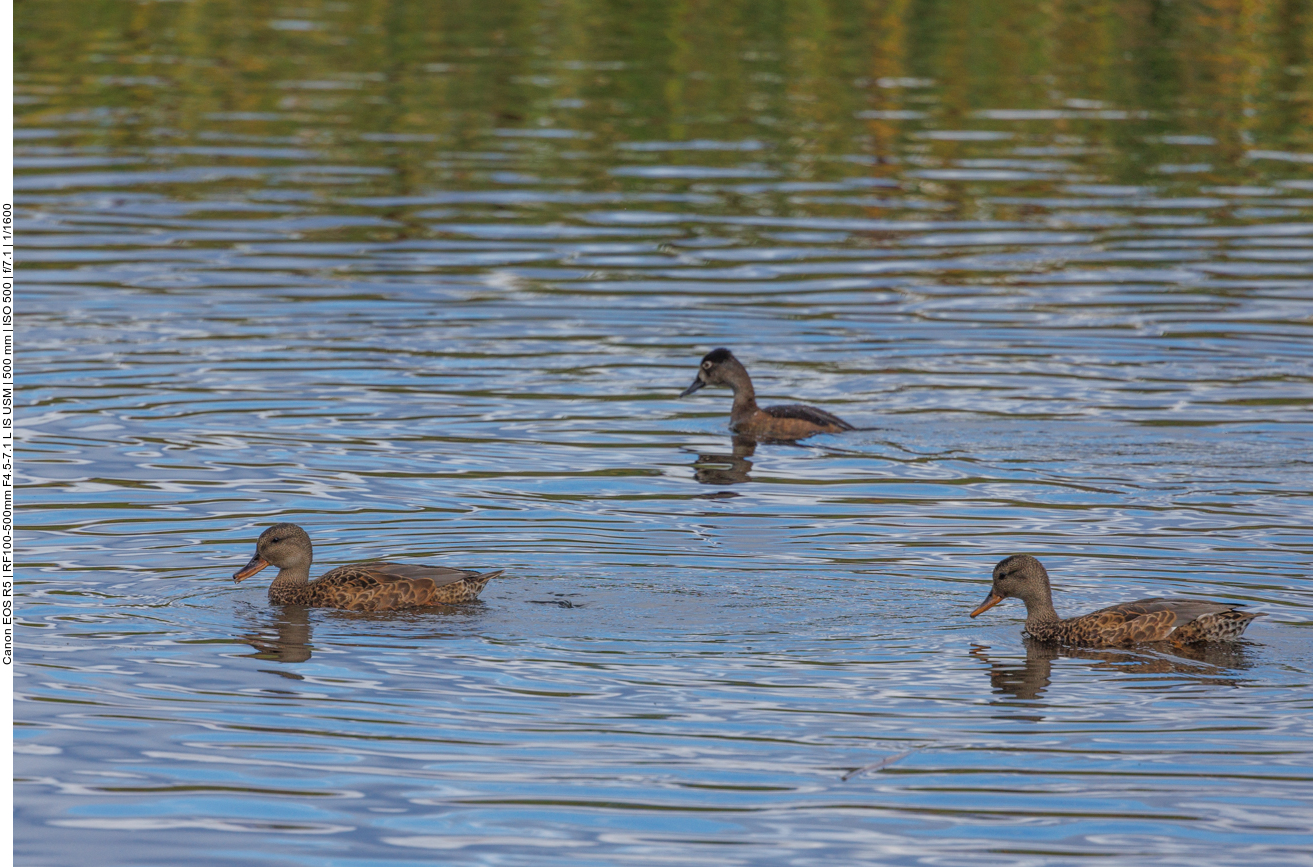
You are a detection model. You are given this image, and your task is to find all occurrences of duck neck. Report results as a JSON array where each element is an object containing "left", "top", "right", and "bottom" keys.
[
  {"left": 1020, "top": 588, "right": 1061, "bottom": 626},
  {"left": 271, "top": 563, "right": 312, "bottom": 587},
  {"left": 725, "top": 364, "right": 760, "bottom": 424}
]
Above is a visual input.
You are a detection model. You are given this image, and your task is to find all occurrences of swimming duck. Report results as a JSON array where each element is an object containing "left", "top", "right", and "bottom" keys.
[
  {"left": 970, "top": 554, "right": 1261, "bottom": 647},
  {"left": 233, "top": 523, "right": 502, "bottom": 611},
  {"left": 679, "top": 348, "right": 854, "bottom": 439}
]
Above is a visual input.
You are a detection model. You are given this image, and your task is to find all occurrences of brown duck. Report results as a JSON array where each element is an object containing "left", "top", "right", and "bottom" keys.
[
  {"left": 970, "top": 554, "right": 1261, "bottom": 647},
  {"left": 679, "top": 348, "right": 854, "bottom": 439},
  {"left": 233, "top": 523, "right": 502, "bottom": 611}
]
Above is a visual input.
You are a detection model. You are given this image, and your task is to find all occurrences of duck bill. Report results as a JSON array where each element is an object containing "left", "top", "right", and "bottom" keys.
[
  {"left": 970, "top": 590, "right": 1004, "bottom": 618},
  {"left": 233, "top": 555, "right": 269, "bottom": 584},
  {"left": 679, "top": 376, "right": 706, "bottom": 398}
]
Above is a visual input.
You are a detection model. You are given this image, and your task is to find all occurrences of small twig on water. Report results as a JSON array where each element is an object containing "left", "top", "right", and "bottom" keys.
[{"left": 841, "top": 747, "right": 920, "bottom": 782}]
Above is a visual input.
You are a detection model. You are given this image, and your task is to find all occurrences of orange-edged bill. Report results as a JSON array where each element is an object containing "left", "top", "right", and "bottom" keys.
[
  {"left": 970, "top": 591, "right": 1004, "bottom": 618},
  {"left": 233, "top": 556, "right": 269, "bottom": 583}
]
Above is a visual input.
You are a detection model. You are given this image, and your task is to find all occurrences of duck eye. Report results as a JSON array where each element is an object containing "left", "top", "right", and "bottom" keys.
[
  {"left": 702, "top": 361, "right": 711, "bottom": 369},
  {"left": 269, "top": 537, "right": 283, "bottom": 544}
]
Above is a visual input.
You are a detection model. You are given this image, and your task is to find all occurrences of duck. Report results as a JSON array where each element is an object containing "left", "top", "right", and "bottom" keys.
[
  {"left": 679, "top": 348, "right": 854, "bottom": 439},
  {"left": 232, "top": 523, "right": 502, "bottom": 611},
  {"left": 969, "top": 554, "right": 1261, "bottom": 647}
]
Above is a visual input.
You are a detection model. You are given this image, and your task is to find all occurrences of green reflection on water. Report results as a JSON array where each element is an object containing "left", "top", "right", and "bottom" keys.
[{"left": 15, "top": 0, "right": 1313, "bottom": 211}]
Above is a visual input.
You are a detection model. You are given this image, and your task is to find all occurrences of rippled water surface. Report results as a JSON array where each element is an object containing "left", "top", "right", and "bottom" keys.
[{"left": 15, "top": 2, "right": 1313, "bottom": 865}]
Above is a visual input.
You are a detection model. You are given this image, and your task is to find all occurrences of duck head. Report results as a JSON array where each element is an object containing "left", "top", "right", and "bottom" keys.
[
  {"left": 233, "top": 523, "right": 314, "bottom": 583},
  {"left": 680, "top": 348, "right": 750, "bottom": 397},
  {"left": 970, "top": 554, "right": 1052, "bottom": 617}
]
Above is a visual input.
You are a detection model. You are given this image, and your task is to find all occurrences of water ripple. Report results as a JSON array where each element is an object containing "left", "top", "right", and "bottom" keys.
[{"left": 16, "top": 3, "right": 1313, "bottom": 865}]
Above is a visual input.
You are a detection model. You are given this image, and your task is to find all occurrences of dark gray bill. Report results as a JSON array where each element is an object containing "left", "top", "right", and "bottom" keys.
[{"left": 679, "top": 376, "right": 706, "bottom": 398}]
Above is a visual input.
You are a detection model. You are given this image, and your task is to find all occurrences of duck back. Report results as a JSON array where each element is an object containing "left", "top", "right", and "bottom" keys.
[
  {"left": 732, "top": 403, "right": 854, "bottom": 438},
  {"left": 1029, "top": 597, "right": 1261, "bottom": 646},
  {"left": 271, "top": 563, "right": 502, "bottom": 610}
]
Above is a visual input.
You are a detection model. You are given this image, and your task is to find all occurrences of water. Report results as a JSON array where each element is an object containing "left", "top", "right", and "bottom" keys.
[{"left": 15, "top": 2, "right": 1313, "bottom": 864}]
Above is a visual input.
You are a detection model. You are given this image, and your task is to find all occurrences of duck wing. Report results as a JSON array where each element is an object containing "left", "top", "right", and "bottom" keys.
[
  {"left": 316, "top": 562, "right": 503, "bottom": 610},
  {"left": 762, "top": 403, "right": 855, "bottom": 431},
  {"left": 1078, "top": 597, "right": 1246, "bottom": 643},
  {"left": 333, "top": 562, "right": 487, "bottom": 587}
]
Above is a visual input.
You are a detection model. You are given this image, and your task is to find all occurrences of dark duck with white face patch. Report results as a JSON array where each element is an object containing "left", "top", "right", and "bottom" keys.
[
  {"left": 233, "top": 523, "right": 502, "bottom": 611},
  {"left": 970, "top": 554, "right": 1261, "bottom": 647},
  {"left": 679, "top": 348, "right": 854, "bottom": 440}
]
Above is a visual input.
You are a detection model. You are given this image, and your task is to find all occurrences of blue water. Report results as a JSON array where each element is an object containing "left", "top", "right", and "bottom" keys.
[{"left": 16, "top": 4, "right": 1313, "bottom": 864}]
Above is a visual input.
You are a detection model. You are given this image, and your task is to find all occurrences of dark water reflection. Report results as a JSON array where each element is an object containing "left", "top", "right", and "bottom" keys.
[
  {"left": 239, "top": 605, "right": 315, "bottom": 664},
  {"left": 691, "top": 435, "right": 758, "bottom": 486},
  {"left": 15, "top": 1, "right": 1313, "bottom": 865},
  {"left": 972, "top": 639, "right": 1255, "bottom": 705}
]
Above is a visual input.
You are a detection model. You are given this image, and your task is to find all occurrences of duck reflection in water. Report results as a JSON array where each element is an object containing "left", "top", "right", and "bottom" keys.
[
  {"left": 239, "top": 603, "right": 497, "bottom": 667},
  {"left": 971, "top": 638, "right": 1253, "bottom": 703},
  {"left": 240, "top": 604, "right": 314, "bottom": 664},
  {"left": 690, "top": 435, "right": 758, "bottom": 487}
]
